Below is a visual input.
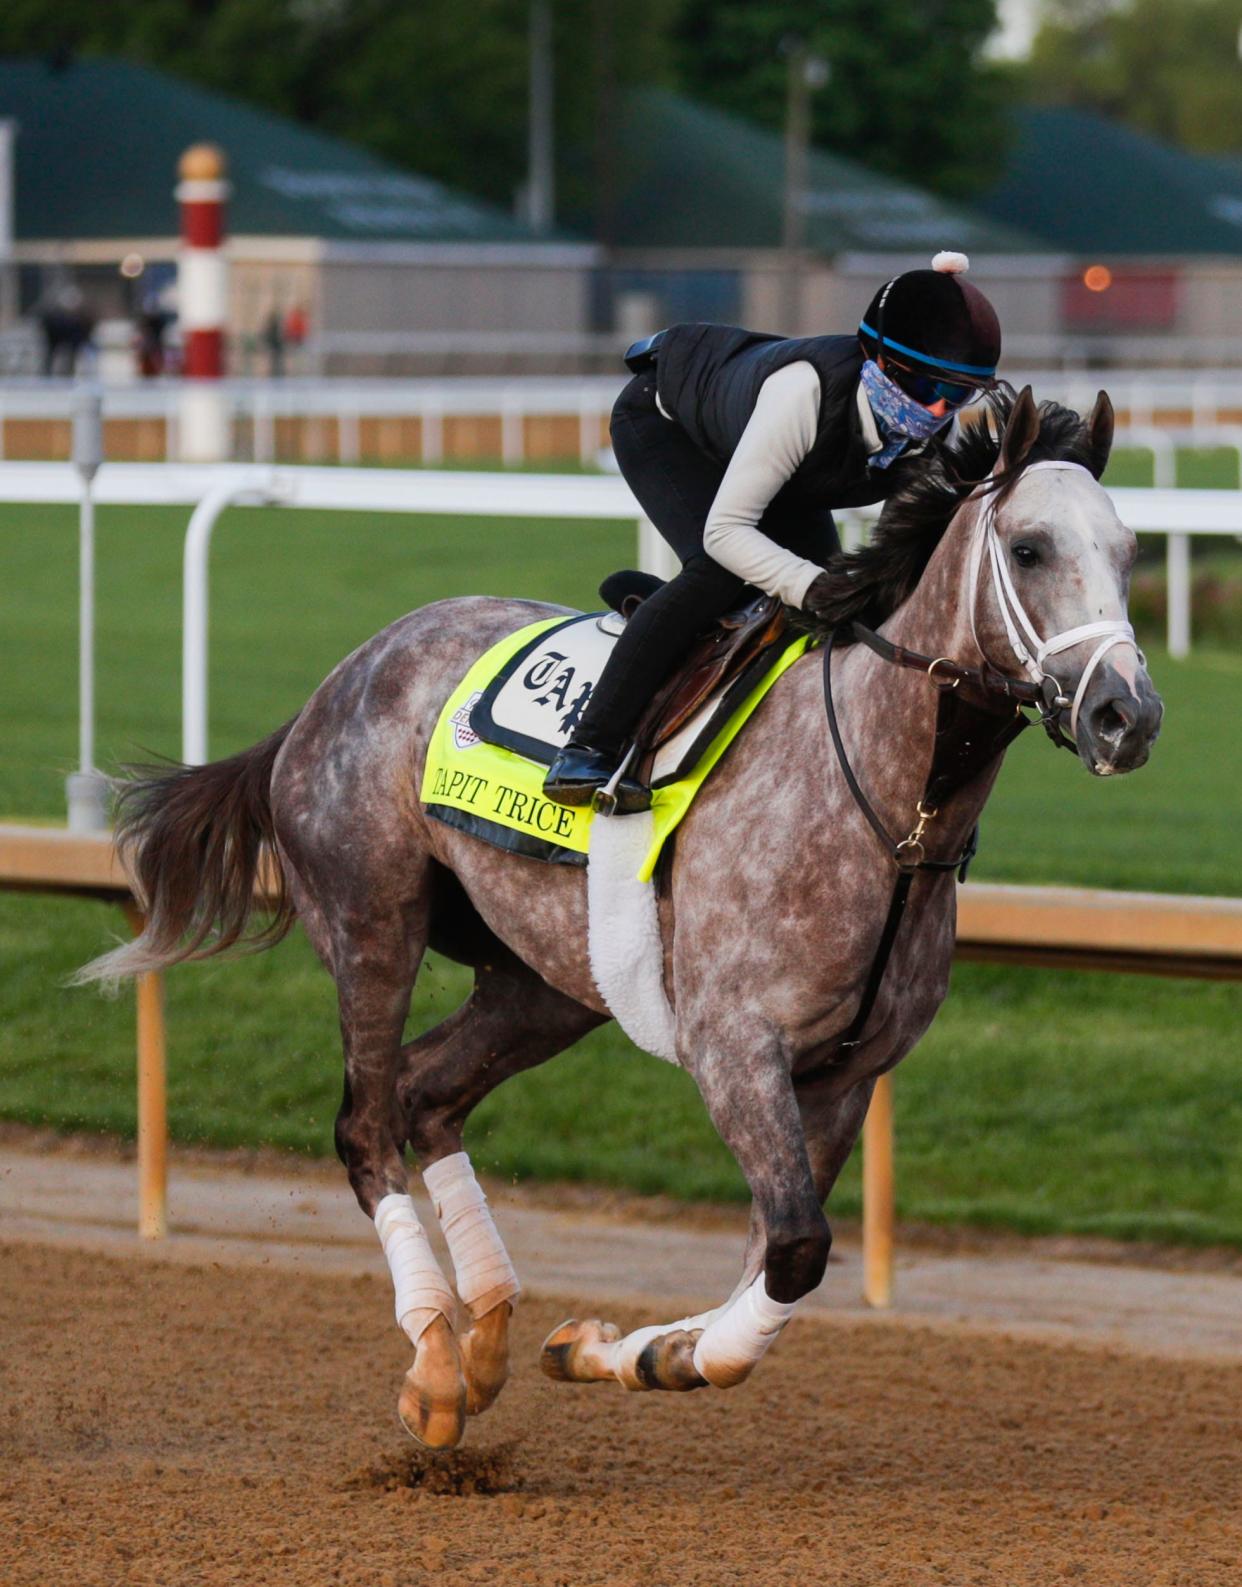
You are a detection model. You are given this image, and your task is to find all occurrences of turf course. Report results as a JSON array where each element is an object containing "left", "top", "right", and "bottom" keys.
[{"left": 1, "top": 500, "right": 1240, "bottom": 1245}]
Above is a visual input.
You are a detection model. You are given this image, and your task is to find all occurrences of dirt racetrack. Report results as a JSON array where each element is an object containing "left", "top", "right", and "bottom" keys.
[{"left": 2, "top": 1232, "right": 1240, "bottom": 1587}]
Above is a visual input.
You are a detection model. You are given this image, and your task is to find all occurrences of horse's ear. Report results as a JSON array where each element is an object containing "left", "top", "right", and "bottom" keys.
[
  {"left": 1086, "top": 390, "right": 1114, "bottom": 478},
  {"left": 998, "top": 384, "right": 1040, "bottom": 474}
]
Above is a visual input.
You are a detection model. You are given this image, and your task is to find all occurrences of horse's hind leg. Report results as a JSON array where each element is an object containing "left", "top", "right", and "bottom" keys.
[
  {"left": 295, "top": 856, "right": 468, "bottom": 1452},
  {"left": 398, "top": 957, "right": 605, "bottom": 1415}
]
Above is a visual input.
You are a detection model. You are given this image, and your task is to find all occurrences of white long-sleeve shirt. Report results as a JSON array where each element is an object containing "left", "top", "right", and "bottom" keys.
[{"left": 692, "top": 361, "right": 882, "bottom": 608}]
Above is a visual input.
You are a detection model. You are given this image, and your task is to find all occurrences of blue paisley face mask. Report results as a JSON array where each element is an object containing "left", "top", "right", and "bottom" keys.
[{"left": 859, "top": 359, "right": 953, "bottom": 469}]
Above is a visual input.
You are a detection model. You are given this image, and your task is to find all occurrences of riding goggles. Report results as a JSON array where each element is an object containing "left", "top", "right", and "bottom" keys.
[
  {"left": 887, "top": 361, "right": 987, "bottom": 409},
  {"left": 857, "top": 318, "right": 996, "bottom": 410}
]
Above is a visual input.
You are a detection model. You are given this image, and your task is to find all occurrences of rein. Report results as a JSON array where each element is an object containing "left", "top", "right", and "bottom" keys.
[{"left": 801, "top": 458, "right": 1138, "bottom": 1078}]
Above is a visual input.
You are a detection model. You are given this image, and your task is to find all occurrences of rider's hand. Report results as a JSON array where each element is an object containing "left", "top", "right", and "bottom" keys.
[{"left": 801, "top": 571, "right": 837, "bottom": 621}]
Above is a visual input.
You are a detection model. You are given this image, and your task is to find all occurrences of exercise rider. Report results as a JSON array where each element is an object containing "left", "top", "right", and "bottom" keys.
[{"left": 542, "top": 251, "right": 1002, "bottom": 812}]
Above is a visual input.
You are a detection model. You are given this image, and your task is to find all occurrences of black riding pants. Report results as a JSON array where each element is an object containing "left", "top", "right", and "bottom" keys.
[{"left": 572, "top": 373, "right": 840, "bottom": 755}]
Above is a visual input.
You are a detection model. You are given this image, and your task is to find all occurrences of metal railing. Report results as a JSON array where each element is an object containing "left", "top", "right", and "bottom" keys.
[{"left": 0, "top": 460, "right": 1236, "bottom": 757}]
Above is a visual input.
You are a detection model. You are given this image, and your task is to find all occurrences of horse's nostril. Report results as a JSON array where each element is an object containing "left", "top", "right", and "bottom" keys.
[{"left": 1091, "top": 696, "right": 1137, "bottom": 742}]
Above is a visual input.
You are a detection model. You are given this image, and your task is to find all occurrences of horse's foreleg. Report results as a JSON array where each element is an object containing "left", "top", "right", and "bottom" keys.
[
  {"left": 398, "top": 962, "right": 606, "bottom": 1415},
  {"left": 543, "top": 1032, "right": 829, "bottom": 1393},
  {"left": 685, "top": 1044, "right": 831, "bottom": 1387},
  {"left": 724, "top": 1072, "right": 877, "bottom": 1293},
  {"left": 798, "top": 1073, "right": 876, "bottom": 1202}
]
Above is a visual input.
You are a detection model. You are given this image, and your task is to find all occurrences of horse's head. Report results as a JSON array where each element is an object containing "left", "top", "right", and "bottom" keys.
[{"left": 967, "top": 386, "right": 1162, "bottom": 775}]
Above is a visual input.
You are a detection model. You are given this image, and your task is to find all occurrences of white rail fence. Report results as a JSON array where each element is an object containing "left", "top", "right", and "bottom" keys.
[
  {"left": 1, "top": 460, "right": 1239, "bottom": 769},
  {"left": 0, "top": 377, "right": 626, "bottom": 468},
  {"left": 11, "top": 375, "right": 1242, "bottom": 468}
]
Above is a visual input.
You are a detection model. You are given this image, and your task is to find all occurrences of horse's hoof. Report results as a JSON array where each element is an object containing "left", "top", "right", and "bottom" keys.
[
  {"left": 397, "top": 1314, "right": 468, "bottom": 1449},
  {"left": 539, "top": 1318, "right": 621, "bottom": 1384},
  {"left": 460, "top": 1301, "right": 511, "bottom": 1416},
  {"left": 631, "top": 1328, "right": 708, "bottom": 1393}
]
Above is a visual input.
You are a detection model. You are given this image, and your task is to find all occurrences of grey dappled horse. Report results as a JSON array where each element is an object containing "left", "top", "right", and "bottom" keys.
[{"left": 80, "top": 387, "right": 1161, "bottom": 1448}]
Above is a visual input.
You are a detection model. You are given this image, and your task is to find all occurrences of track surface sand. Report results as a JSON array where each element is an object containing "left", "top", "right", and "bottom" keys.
[{"left": 2, "top": 1142, "right": 1240, "bottom": 1586}]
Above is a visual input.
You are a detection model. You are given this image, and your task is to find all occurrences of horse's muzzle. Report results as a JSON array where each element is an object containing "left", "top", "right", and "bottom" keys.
[{"left": 1076, "top": 663, "right": 1163, "bottom": 776}]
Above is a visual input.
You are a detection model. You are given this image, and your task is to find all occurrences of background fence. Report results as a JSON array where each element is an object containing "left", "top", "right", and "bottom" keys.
[
  {"left": 2, "top": 458, "right": 1236, "bottom": 750},
  {"left": 13, "top": 372, "right": 1242, "bottom": 468}
]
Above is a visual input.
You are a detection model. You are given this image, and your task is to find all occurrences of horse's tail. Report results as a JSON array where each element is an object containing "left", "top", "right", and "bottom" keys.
[{"left": 74, "top": 721, "right": 297, "bottom": 989}]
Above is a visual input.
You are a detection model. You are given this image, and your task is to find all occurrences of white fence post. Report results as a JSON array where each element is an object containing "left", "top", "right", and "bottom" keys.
[
  {"left": 338, "top": 405, "right": 361, "bottom": 466},
  {"left": 421, "top": 399, "right": 443, "bottom": 466},
  {"left": 253, "top": 392, "right": 274, "bottom": 464},
  {"left": 1150, "top": 432, "right": 1176, "bottom": 490},
  {"left": 67, "top": 385, "right": 109, "bottom": 832},
  {"left": 1167, "top": 532, "right": 1191, "bottom": 660},
  {"left": 579, "top": 396, "right": 601, "bottom": 467},
  {"left": 182, "top": 478, "right": 286, "bottom": 764},
  {"left": 501, "top": 398, "right": 524, "bottom": 468}
]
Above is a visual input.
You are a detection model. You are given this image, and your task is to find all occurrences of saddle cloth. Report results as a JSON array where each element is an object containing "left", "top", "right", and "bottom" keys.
[{"left": 420, "top": 614, "right": 811, "bottom": 879}]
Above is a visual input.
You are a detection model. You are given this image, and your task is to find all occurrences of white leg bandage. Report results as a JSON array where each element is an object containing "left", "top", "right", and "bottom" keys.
[
  {"left": 609, "top": 1308, "right": 721, "bottom": 1386},
  {"left": 692, "top": 1276, "right": 797, "bottom": 1388},
  {"left": 373, "top": 1193, "right": 456, "bottom": 1344},
  {"left": 421, "top": 1152, "right": 520, "bottom": 1318}
]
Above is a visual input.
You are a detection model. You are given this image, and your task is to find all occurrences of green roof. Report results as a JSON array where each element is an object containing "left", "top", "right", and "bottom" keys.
[
  {"left": 586, "top": 89, "right": 1042, "bottom": 255},
  {"left": 981, "top": 106, "right": 1242, "bottom": 256},
  {"left": 0, "top": 56, "right": 561, "bottom": 245}
]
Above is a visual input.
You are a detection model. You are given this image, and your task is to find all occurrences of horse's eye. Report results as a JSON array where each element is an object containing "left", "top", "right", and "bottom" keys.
[{"left": 1012, "top": 543, "right": 1040, "bottom": 569}]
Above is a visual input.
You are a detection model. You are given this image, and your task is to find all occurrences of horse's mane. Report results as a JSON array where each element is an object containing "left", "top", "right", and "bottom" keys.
[{"left": 804, "top": 383, "right": 1107, "bottom": 636}]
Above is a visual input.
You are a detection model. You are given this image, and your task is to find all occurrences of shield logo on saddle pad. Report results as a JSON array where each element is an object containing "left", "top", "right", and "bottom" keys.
[{"left": 451, "top": 691, "right": 484, "bottom": 751}]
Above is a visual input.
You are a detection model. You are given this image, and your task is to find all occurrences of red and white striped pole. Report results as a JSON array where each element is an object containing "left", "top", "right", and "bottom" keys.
[{"left": 176, "top": 143, "right": 230, "bottom": 461}]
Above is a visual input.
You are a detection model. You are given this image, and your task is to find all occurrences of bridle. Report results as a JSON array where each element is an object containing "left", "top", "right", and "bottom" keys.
[
  {"left": 802, "top": 456, "right": 1143, "bottom": 1077},
  {"left": 965, "top": 459, "right": 1143, "bottom": 746}
]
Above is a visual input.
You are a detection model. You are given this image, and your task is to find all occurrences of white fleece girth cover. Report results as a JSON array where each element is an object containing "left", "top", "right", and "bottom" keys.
[{"left": 587, "top": 809, "right": 678, "bottom": 1062}]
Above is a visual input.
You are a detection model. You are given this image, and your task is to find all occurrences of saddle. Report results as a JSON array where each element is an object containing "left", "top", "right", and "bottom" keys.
[{"left": 597, "top": 570, "right": 789, "bottom": 760}]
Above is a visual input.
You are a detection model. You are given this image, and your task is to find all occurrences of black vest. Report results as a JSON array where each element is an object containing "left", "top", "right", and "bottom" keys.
[{"left": 654, "top": 323, "right": 889, "bottom": 510}]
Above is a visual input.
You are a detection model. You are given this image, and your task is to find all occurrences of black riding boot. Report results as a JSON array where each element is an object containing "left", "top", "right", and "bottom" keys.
[
  {"left": 544, "top": 555, "right": 750, "bottom": 813},
  {"left": 542, "top": 743, "right": 651, "bottom": 814}
]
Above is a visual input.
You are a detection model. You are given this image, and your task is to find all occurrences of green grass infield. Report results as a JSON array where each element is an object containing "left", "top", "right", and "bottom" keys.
[{"left": 2, "top": 501, "right": 1239, "bottom": 1245}]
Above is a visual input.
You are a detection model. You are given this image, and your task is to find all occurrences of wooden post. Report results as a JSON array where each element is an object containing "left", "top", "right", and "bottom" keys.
[
  {"left": 862, "top": 1074, "right": 894, "bottom": 1308},
  {"left": 124, "top": 905, "right": 168, "bottom": 1238}
]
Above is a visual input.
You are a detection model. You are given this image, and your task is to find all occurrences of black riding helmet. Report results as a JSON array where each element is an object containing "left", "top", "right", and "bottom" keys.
[{"left": 859, "top": 252, "right": 1001, "bottom": 406}]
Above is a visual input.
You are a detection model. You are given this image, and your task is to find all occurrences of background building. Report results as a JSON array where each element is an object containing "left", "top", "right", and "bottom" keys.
[
  {"left": 980, "top": 105, "right": 1242, "bottom": 363},
  {"left": 0, "top": 56, "right": 596, "bottom": 376}
]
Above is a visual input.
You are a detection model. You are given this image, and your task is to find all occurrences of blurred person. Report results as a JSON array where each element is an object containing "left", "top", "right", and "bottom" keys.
[
  {"left": 37, "top": 279, "right": 93, "bottom": 378},
  {"left": 283, "top": 302, "right": 308, "bottom": 349},
  {"left": 136, "top": 284, "right": 176, "bottom": 378},
  {"left": 544, "top": 253, "right": 1001, "bottom": 810},
  {"left": 282, "top": 302, "right": 308, "bottom": 376},
  {"left": 262, "top": 306, "right": 285, "bottom": 378}
]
